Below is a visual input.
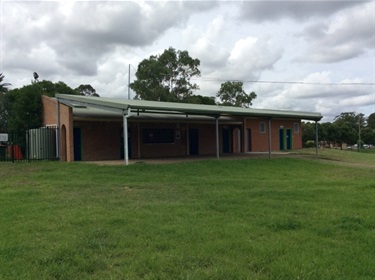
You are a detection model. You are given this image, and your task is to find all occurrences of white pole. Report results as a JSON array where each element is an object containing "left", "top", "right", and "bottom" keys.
[
  {"left": 56, "top": 100, "right": 60, "bottom": 160},
  {"left": 123, "top": 108, "right": 131, "bottom": 165},
  {"left": 268, "top": 118, "right": 272, "bottom": 159},
  {"left": 128, "top": 64, "right": 131, "bottom": 99},
  {"left": 315, "top": 121, "right": 319, "bottom": 157},
  {"left": 216, "top": 117, "right": 220, "bottom": 159},
  {"left": 358, "top": 119, "right": 361, "bottom": 152}
]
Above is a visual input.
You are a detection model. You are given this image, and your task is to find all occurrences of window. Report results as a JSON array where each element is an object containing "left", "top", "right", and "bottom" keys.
[
  {"left": 294, "top": 123, "right": 299, "bottom": 133},
  {"left": 260, "top": 122, "right": 266, "bottom": 133},
  {"left": 143, "top": 129, "right": 174, "bottom": 144}
]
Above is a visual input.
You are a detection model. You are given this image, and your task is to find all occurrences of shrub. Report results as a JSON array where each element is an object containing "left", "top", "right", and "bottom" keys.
[{"left": 305, "top": 140, "right": 315, "bottom": 148}]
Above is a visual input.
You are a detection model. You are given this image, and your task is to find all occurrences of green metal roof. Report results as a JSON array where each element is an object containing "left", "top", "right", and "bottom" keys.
[
  {"left": 72, "top": 106, "right": 241, "bottom": 124},
  {"left": 56, "top": 94, "right": 323, "bottom": 121}
]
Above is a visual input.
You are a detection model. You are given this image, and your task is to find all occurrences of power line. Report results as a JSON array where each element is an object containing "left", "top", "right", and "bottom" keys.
[{"left": 191, "top": 77, "right": 375, "bottom": 86}]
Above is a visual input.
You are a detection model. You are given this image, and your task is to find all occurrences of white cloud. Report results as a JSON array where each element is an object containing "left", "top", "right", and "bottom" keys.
[
  {"left": 228, "top": 37, "right": 282, "bottom": 76},
  {"left": 189, "top": 15, "right": 230, "bottom": 69},
  {"left": 2, "top": 1, "right": 218, "bottom": 77},
  {"left": 298, "top": 1, "right": 374, "bottom": 63},
  {"left": 1, "top": 1, "right": 374, "bottom": 121},
  {"left": 251, "top": 69, "right": 374, "bottom": 122},
  {"left": 239, "top": 0, "right": 370, "bottom": 22}
]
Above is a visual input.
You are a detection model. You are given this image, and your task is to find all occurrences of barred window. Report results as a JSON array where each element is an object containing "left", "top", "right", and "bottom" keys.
[
  {"left": 294, "top": 123, "right": 299, "bottom": 133},
  {"left": 260, "top": 122, "right": 266, "bottom": 133}
]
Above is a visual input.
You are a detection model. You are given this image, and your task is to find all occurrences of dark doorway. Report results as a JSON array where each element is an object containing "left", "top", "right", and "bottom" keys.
[
  {"left": 247, "top": 129, "right": 252, "bottom": 152},
  {"left": 61, "top": 125, "right": 67, "bottom": 161},
  {"left": 279, "top": 128, "right": 285, "bottom": 150},
  {"left": 286, "top": 129, "right": 292, "bottom": 150},
  {"left": 120, "top": 128, "right": 131, "bottom": 159},
  {"left": 73, "top": 127, "right": 82, "bottom": 161},
  {"left": 222, "top": 128, "right": 231, "bottom": 153},
  {"left": 189, "top": 128, "right": 199, "bottom": 155}
]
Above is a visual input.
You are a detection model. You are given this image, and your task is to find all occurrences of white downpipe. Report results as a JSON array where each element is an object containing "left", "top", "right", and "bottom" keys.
[
  {"left": 268, "top": 118, "right": 272, "bottom": 159},
  {"left": 123, "top": 108, "right": 131, "bottom": 165},
  {"left": 56, "top": 100, "right": 60, "bottom": 160},
  {"left": 315, "top": 121, "right": 319, "bottom": 158},
  {"left": 215, "top": 117, "right": 219, "bottom": 159},
  {"left": 244, "top": 118, "right": 247, "bottom": 153}
]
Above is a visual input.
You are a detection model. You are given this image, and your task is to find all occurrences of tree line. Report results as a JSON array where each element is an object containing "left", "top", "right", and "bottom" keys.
[
  {"left": 302, "top": 112, "right": 375, "bottom": 148},
  {"left": 0, "top": 48, "right": 257, "bottom": 133},
  {"left": 130, "top": 47, "right": 256, "bottom": 107},
  {"left": 2, "top": 47, "right": 373, "bottom": 148},
  {"left": 0, "top": 75, "right": 99, "bottom": 132}
]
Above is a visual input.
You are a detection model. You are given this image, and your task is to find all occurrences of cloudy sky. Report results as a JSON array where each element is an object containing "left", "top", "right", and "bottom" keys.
[{"left": 1, "top": 0, "right": 374, "bottom": 121}]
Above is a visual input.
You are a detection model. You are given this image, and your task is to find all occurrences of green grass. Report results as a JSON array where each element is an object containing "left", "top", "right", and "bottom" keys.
[
  {"left": 1, "top": 153, "right": 375, "bottom": 279},
  {"left": 298, "top": 147, "right": 375, "bottom": 166}
]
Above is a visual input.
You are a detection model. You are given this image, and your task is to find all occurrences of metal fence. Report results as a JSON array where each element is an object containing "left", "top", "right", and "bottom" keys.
[{"left": 0, "top": 127, "right": 58, "bottom": 163}]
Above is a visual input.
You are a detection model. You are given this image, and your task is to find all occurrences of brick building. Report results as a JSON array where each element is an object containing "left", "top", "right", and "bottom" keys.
[{"left": 42, "top": 94, "right": 322, "bottom": 164}]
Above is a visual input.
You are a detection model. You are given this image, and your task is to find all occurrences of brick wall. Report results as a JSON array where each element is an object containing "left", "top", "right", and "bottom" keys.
[
  {"left": 42, "top": 96, "right": 74, "bottom": 161},
  {"left": 245, "top": 118, "right": 302, "bottom": 151},
  {"left": 42, "top": 95, "right": 304, "bottom": 161},
  {"left": 189, "top": 123, "right": 217, "bottom": 155},
  {"left": 130, "top": 122, "right": 188, "bottom": 158},
  {"left": 74, "top": 121, "right": 122, "bottom": 161}
]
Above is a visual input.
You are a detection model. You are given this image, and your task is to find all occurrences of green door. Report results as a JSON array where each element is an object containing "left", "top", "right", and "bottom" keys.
[
  {"left": 286, "top": 129, "right": 292, "bottom": 150},
  {"left": 279, "top": 128, "right": 292, "bottom": 150}
]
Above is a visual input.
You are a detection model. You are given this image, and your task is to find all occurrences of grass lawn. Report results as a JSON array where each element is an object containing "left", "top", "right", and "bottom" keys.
[
  {"left": 299, "top": 147, "right": 375, "bottom": 166},
  {"left": 1, "top": 152, "right": 374, "bottom": 279}
]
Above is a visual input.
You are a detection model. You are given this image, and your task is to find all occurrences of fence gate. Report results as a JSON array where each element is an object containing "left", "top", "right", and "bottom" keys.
[{"left": 0, "top": 127, "right": 58, "bottom": 163}]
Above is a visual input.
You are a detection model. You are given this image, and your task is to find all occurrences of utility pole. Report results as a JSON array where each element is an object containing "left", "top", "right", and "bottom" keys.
[
  {"left": 128, "top": 64, "right": 130, "bottom": 99},
  {"left": 358, "top": 119, "right": 361, "bottom": 152}
]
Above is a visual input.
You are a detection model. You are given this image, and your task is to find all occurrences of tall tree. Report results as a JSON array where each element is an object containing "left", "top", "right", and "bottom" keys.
[
  {"left": 182, "top": 95, "right": 216, "bottom": 105},
  {"left": 1, "top": 83, "right": 43, "bottom": 132},
  {"left": 324, "top": 122, "right": 341, "bottom": 147},
  {"left": 301, "top": 122, "right": 316, "bottom": 146},
  {"left": 0, "top": 80, "right": 77, "bottom": 132},
  {"left": 337, "top": 123, "right": 357, "bottom": 147},
  {"left": 367, "top": 112, "right": 375, "bottom": 129},
  {"left": 333, "top": 112, "right": 364, "bottom": 147},
  {"left": 334, "top": 112, "right": 364, "bottom": 129},
  {"left": 216, "top": 81, "right": 256, "bottom": 108},
  {"left": 130, "top": 47, "right": 201, "bottom": 102},
  {"left": 0, "top": 73, "right": 11, "bottom": 94},
  {"left": 0, "top": 93, "right": 10, "bottom": 131},
  {"left": 53, "top": 81, "right": 77, "bottom": 96},
  {"left": 36, "top": 80, "right": 76, "bottom": 97},
  {"left": 361, "top": 127, "right": 375, "bottom": 145},
  {"left": 74, "top": 84, "right": 99, "bottom": 97}
]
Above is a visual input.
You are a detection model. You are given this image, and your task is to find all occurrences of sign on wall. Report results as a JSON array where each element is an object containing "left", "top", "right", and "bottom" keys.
[{"left": 0, "top": 133, "right": 8, "bottom": 142}]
